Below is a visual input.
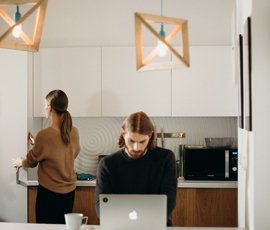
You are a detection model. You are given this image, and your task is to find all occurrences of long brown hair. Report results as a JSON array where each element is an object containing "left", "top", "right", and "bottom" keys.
[
  {"left": 46, "top": 89, "right": 72, "bottom": 145},
  {"left": 118, "top": 111, "right": 156, "bottom": 149}
]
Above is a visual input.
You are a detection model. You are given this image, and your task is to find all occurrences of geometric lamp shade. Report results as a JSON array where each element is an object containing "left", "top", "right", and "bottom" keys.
[
  {"left": 135, "top": 12, "right": 190, "bottom": 71},
  {"left": 0, "top": 0, "right": 48, "bottom": 52}
]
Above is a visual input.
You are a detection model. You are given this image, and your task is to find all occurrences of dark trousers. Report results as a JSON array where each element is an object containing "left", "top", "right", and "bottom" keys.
[{"left": 35, "top": 185, "right": 75, "bottom": 224}]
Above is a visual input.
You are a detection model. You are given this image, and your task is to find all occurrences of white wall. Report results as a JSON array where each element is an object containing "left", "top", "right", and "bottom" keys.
[
  {"left": 0, "top": 49, "right": 28, "bottom": 222},
  {"left": 41, "top": 0, "right": 234, "bottom": 47},
  {"left": 250, "top": 0, "right": 270, "bottom": 228},
  {"left": 237, "top": 0, "right": 270, "bottom": 229},
  {"left": 236, "top": 0, "right": 253, "bottom": 227}
]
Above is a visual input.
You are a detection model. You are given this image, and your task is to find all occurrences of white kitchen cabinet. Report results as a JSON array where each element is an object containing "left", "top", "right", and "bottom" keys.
[
  {"left": 101, "top": 47, "right": 171, "bottom": 116},
  {"left": 172, "top": 46, "right": 238, "bottom": 116},
  {"left": 33, "top": 46, "right": 237, "bottom": 117},
  {"left": 33, "top": 47, "right": 102, "bottom": 117}
]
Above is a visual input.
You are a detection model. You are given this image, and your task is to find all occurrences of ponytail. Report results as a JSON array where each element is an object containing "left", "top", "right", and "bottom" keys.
[
  {"left": 60, "top": 110, "right": 72, "bottom": 145},
  {"left": 46, "top": 89, "right": 73, "bottom": 145}
]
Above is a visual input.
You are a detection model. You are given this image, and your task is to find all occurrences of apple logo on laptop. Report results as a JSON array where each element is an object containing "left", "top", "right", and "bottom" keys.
[{"left": 128, "top": 210, "right": 138, "bottom": 220}]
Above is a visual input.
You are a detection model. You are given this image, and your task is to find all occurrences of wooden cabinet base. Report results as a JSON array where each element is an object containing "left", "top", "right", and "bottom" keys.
[
  {"left": 171, "top": 188, "right": 237, "bottom": 227},
  {"left": 27, "top": 187, "right": 99, "bottom": 224},
  {"left": 73, "top": 187, "right": 99, "bottom": 224},
  {"left": 27, "top": 187, "right": 36, "bottom": 223},
  {"left": 28, "top": 187, "right": 237, "bottom": 227}
]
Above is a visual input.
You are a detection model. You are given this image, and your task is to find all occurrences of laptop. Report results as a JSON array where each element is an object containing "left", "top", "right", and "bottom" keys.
[{"left": 99, "top": 194, "right": 167, "bottom": 230}]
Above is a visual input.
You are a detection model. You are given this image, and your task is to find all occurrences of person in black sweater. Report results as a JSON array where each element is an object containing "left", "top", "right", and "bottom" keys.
[{"left": 95, "top": 111, "right": 177, "bottom": 226}]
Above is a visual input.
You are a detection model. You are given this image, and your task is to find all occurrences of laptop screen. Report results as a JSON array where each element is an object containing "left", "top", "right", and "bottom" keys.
[{"left": 99, "top": 194, "right": 167, "bottom": 230}]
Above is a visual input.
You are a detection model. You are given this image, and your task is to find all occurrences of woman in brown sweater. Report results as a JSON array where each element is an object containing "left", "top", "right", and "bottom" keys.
[{"left": 13, "top": 89, "right": 80, "bottom": 224}]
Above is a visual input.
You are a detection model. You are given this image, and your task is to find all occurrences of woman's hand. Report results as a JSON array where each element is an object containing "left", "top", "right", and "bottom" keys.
[
  {"left": 28, "top": 132, "right": 35, "bottom": 145},
  {"left": 12, "top": 157, "right": 23, "bottom": 171}
]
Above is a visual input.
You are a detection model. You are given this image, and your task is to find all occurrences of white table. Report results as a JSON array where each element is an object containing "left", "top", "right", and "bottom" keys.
[{"left": 0, "top": 222, "right": 246, "bottom": 230}]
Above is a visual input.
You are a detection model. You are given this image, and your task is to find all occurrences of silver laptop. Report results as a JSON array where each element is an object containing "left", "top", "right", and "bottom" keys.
[{"left": 99, "top": 194, "right": 167, "bottom": 230}]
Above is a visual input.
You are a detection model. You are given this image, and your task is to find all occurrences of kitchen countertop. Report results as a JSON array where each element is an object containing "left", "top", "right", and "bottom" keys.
[
  {"left": 23, "top": 177, "right": 237, "bottom": 188},
  {"left": 0, "top": 223, "right": 246, "bottom": 230}
]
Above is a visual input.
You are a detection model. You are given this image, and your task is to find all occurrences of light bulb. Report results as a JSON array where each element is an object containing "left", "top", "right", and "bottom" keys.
[
  {"left": 12, "top": 5, "right": 22, "bottom": 38},
  {"left": 12, "top": 24, "right": 22, "bottom": 38},
  {"left": 157, "top": 40, "right": 167, "bottom": 57},
  {"left": 157, "top": 23, "right": 167, "bottom": 57}
]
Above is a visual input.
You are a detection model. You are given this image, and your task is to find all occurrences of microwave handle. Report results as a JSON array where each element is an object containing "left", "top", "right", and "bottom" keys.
[{"left": 225, "top": 150, "right": 229, "bottom": 178}]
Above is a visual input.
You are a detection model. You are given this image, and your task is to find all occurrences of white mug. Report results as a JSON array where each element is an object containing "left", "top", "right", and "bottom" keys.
[{"left": 64, "top": 213, "right": 88, "bottom": 230}]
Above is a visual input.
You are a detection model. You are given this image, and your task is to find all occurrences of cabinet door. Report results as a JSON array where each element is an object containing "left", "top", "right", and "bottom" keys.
[
  {"left": 172, "top": 46, "right": 238, "bottom": 116},
  {"left": 73, "top": 187, "right": 99, "bottom": 225},
  {"left": 28, "top": 187, "right": 36, "bottom": 223},
  {"left": 102, "top": 47, "right": 171, "bottom": 116},
  {"left": 33, "top": 48, "right": 102, "bottom": 117},
  {"left": 171, "top": 188, "right": 237, "bottom": 227}
]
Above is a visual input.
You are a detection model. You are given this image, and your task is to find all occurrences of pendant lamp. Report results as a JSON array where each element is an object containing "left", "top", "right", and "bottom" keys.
[
  {"left": 134, "top": 0, "right": 190, "bottom": 71},
  {"left": 0, "top": 0, "right": 48, "bottom": 52},
  {"left": 135, "top": 12, "right": 190, "bottom": 71}
]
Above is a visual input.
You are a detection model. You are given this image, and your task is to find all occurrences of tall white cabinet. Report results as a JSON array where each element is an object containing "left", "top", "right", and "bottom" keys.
[
  {"left": 172, "top": 46, "right": 238, "bottom": 116},
  {"left": 101, "top": 47, "right": 171, "bottom": 116},
  {"left": 33, "top": 48, "right": 102, "bottom": 117}
]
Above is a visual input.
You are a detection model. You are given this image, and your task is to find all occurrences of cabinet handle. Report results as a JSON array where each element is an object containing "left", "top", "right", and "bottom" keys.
[{"left": 225, "top": 150, "right": 229, "bottom": 178}]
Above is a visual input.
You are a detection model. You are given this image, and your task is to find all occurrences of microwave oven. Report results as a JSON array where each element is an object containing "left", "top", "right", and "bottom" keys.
[{"left": 183, "top": 146, "right": 238, "bottom": 181}]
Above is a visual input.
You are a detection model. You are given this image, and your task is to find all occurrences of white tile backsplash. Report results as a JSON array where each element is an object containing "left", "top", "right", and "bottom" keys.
[{"left": 27, "top": 117, "right": 237, "bottom": 179}]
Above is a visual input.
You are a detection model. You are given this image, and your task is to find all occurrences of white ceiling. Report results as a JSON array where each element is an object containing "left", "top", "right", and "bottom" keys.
[{"left": 0, "top": 0, "right": 235, "bottom": 47}]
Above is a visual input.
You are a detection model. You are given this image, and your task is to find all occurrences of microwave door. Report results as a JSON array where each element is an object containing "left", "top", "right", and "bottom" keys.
[{"left": 225, "top": 150, "right": 229, "bottom": 179}]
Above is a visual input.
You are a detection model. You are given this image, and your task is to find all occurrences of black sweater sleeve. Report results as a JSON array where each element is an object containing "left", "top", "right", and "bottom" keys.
[
  {"left": 95, "top": 156, "right": 113, "bottom": 218},
  {"left": 160, "top": 150, "right": 177, "bottom": 217}
]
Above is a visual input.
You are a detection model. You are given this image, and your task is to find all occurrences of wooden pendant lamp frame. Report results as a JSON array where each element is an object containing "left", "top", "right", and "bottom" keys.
[
  {"left": 135, "top": 12, "right": 190, "bottom": 71},
  {"left": 0, "top": 0, "right": 48, "bottom": 52}
]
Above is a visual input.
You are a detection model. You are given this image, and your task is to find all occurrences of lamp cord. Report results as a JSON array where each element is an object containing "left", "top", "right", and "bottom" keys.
[
  {"left": 160, "top": 0, "right": 163, "bottom": 16},
  {"left": 160, "top": 0, "right": 165, "bottom": 36}
]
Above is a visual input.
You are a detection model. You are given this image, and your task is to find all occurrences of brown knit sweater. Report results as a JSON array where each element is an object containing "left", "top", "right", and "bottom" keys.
[{"left": 23, "top": 126, "right": 80, "bottom": 194}]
